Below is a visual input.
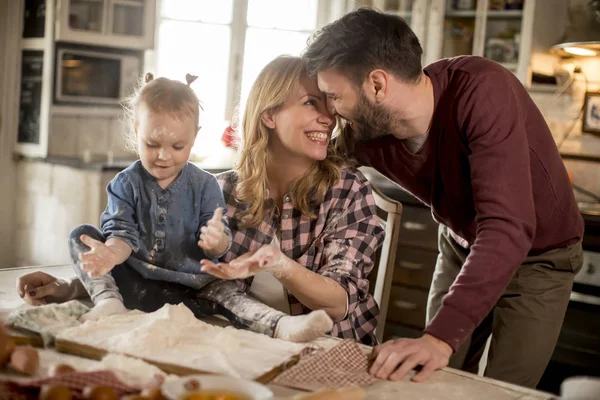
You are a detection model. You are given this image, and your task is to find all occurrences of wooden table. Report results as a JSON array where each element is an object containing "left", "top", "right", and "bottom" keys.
[{"left": 0, "top": 265, "right": 553, "bottom": 399}]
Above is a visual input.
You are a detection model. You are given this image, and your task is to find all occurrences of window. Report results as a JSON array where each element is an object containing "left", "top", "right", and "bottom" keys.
[{"left": 156, "top": 0, "right": 330, "bottom": 167}]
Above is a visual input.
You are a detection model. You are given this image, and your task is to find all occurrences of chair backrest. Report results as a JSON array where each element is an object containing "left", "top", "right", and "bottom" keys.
[{"left": 371, "top": 185, "right": 403, "bottom": 344}]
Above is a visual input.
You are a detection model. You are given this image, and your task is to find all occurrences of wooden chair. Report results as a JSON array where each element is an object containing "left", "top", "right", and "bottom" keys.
[{"left": 371, "top": 185, "right": 403, "bottom": 344}]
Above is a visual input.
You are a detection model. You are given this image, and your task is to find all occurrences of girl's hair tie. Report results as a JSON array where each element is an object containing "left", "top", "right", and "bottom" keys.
[{"left": 185, "top": 73, "right": 198, "bottom": 86}]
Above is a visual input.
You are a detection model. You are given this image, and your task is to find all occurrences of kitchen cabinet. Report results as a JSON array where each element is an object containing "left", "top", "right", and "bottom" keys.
[
  {"left": 368, "top": 201, "right": 439, "bottom": 340},
  {"left": 538, "top": 211, "right": 600, "bottom": 394},
  {"left": 362, "top": 167, "right": 440, "bottom": 340},
  {"left": 16, "top": 0, "right": 153, "bottom": 158},
  {"left": 348, "top": 0, "right": 568, "bottom": 87},
  {"left": 365, "top": 166, "right": 600, "bottom": 392},
  {"left": 18, "top": 0, "right": 56, "bottom": 158},
  {"left": 55, "top": 0, "right": 156, "bottom": 50},
  {"left": 383, "top": 202, "right": 440, "bottom": 339},
  {"left": 425, "top": 0, "right": 569, "bottom": 87}
]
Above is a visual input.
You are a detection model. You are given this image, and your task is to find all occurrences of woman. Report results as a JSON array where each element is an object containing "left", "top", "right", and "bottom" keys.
[
  {"left": 202, "top": 56, "right": 384, "bottom": 344},
  {"left": 16, "top": 56, "right": 384, "bottom": 344}
]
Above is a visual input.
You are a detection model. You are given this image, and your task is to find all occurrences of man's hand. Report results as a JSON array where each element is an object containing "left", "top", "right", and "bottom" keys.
[
  {"left": 198, "top": 207, "right": 229, "bottom": 256},
  {"left": 79, "top": 235, "right": 119, "bottom": 278},
  {"left": 16, "top": 271, "right": 76, "bottom": 306},
  {"left": 369, "top": 334, "right": 452, "bottom": 382},
  {"left": 200, "top": 244, "right": 286, "bottom": 279}
]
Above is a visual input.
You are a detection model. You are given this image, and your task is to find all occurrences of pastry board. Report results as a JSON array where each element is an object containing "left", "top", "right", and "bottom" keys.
[
  {"left": 54, "top": 337, "right": 300, "bottom": 384},
  {"left": 5, "top": 326, "right": 43, "bottom": 347},
  {"left": 2, "top": 308, "right": 43, "bottom": 347},
  {"left": 53, "top": 304, "right": 310, "bottom": 384}
]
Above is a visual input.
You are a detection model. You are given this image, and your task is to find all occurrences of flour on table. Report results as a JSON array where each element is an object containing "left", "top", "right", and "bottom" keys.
[
  {"left": 99, "top": 353, "right": 178, "bottom": 388},
  {"left": 5, "top": 300, "right": 89, "bottom": 346},
  {"left": 57, "top": 303, "right": 309, "bottom": 380},
  {"left": 365, "top": 372, "right": 540, "bottom": 400}
]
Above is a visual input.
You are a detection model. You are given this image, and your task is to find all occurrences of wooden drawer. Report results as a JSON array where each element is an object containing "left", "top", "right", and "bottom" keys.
[
  {"left": 394, "top": 246, "right": 438, "bottom": 290},
  {"left": 398, "top": 205, "right": 439, "bottom": 251},
  {"left": 386, "top": 286, "right": 429, "bottom": 329},
  {"left": 382, "top": 322, "right": 423, "bottom": 342}
]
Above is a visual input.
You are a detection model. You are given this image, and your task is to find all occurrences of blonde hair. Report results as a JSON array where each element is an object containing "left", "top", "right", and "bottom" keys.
[
  {"left": 235, "top": 56, "right": 343, "bottom": 228},
  {"left": 122, "top": 73, "right": 201, "bottom": 153}
]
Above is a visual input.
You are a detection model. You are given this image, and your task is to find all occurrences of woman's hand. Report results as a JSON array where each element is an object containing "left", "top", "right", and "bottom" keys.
[
  {"left": 16, "top": 271, "right": 78, "bottom": 306},
  {"left": 79, "top": 235, "right": 119, "bottom": 277},
  {"left": 200, "top": 244, "right": 286, "bottom": 279}
]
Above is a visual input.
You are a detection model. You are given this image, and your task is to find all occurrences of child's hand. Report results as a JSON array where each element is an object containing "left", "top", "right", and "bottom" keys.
[
  {"left": 79, "top": 235, "right": 119, "bottom": 278},
  {"left": 198, "top": 207, "right": 229, "bottom": 256}
]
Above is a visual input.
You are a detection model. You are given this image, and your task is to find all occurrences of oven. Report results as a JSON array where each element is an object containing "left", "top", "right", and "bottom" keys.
[{"left": 538, "top": 206, "right": 600, "bottom": 395}]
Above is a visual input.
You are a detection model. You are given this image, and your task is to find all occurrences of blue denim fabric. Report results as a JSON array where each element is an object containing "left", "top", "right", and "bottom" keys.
[
  {"left": 69, "top": 225, "right": 283, "bottom": 337},
  {"left": 97, "top": 160, "right": 231, "bottom": 290}
]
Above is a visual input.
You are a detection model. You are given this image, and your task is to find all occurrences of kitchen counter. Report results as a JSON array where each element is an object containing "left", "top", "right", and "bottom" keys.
[
  {"left": 359, "top": 167, "right": 424, "bottom": 206},
  {"left": 16, "top": 155, "right": 231, "bottom": 175},
  {"left": 360, "top": 167, "right": 600, "bottom": 225},
  {"left": 16, "top": 156, "right": 599, "bottom": 219},
  {"left": 15, "top": 154, "right": 135, "bottom": 171}
]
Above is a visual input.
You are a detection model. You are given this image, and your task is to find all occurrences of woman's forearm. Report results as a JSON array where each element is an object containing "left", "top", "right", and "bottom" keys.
[{"left": 273, "top": 257, "right": 348, "bottom": 322}]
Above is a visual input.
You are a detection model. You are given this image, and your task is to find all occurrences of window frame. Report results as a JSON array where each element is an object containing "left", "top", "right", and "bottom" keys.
[{"left": 152, "top": 0, "right": 340, "bottom": 125}]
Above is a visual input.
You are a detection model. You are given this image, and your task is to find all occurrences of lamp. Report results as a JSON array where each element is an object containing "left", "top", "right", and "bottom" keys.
[{"left": 552, "top": 0, "right": 600, "bottom": 57}]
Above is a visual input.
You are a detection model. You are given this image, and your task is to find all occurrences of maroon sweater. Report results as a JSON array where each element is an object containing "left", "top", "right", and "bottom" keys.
[{"left": 356, "top": 56, "right": 584, "bottom": 351}]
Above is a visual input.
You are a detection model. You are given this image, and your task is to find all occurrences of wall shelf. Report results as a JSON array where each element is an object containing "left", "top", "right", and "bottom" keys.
[
  {"left": 113, "top": 0, "right": 143, "bottom": 7},
  {"left": 487, "top": 10, "right": 523, "bottom": 18},
  {"left": 446, "top": 10, "right": 477, "bottom": 18},
  {"left": 500, "top": 62, "right": 518, "bottom": 70},
  {"left": 423, "top": 0, "right": 568, "bottom": 88}
]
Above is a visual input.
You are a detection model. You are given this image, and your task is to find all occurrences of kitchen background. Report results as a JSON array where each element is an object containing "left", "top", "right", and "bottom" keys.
[{"left": 0, "top": 0, "right": 599, "bottom": 395}]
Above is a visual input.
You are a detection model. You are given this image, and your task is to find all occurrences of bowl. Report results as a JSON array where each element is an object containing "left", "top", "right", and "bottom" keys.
[{"left": 162, "top": 374, "right": 274, "bottom": 400}]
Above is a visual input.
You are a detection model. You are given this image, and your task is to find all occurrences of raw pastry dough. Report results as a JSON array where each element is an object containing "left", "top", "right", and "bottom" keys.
[
  {"left": 57, "top": 304, "right": 308, "bottom": 380},
  {"left": 6, "top": 301, "right": 89, "bottom": 346}
]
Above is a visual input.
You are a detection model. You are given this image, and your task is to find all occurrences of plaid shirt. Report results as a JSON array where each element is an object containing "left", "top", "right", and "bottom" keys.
[{"left": 216, "top": 167, "right": 385, "bottom": 345}]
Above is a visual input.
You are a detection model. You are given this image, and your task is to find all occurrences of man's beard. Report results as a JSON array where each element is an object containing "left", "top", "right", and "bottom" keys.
[{"left": 349, "top": 90, "right": 410, "bottom": 143}]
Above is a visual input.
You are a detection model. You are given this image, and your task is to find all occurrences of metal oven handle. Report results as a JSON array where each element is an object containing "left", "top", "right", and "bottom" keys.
[
  {"left": 570, "top": 291, "right": 600, "bottom": 306},
  {"left": 393, "top": 300, "right": 418, "bottom": 310}
]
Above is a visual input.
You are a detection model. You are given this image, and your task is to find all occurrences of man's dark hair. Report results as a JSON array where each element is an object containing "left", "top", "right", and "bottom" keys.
[{"left": 303, "top": 7, "right": 423, "bottom": 86}]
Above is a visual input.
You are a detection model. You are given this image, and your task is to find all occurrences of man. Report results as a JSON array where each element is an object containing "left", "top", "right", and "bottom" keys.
[{"left": 303, "top": 8, "right": 584, "bottom": 388}]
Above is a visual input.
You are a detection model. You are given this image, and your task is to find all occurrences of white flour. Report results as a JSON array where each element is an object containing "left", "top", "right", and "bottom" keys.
[
  {"left": 56, "top": 303, "right": 308, "bottom": 380},
  {"left": 149, "top": 126, "right": 175, "bottom": 139},
  {"left": 99, "top": 353, "right": 177, "bottom": 388}
]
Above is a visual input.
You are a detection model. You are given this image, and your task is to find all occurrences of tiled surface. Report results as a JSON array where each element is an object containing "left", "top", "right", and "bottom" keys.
[
  {"left": 15, "top": 161, "right": 104, "bottom": 266},
  {"left": 48, "top": 114, "right": 132, "bottom": 159},
  {"left": 533, "top": 57, "right": 600, "bottom": 159},
  {"left": 531, "top": 57, "right": 600, "bottom": 203}
]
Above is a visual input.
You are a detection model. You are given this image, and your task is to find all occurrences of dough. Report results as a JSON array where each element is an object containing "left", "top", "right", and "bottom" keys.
[
  {"left": 57, "top": 304, "right": 309, "bottom": 380},
  {"left": 6, "top": 301, "right": 90, "bottom": 346}
]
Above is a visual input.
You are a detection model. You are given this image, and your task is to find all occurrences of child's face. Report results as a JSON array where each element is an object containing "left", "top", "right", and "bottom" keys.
[{"left": 135, "top": 106, "right": 197, "bottom": 188}]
